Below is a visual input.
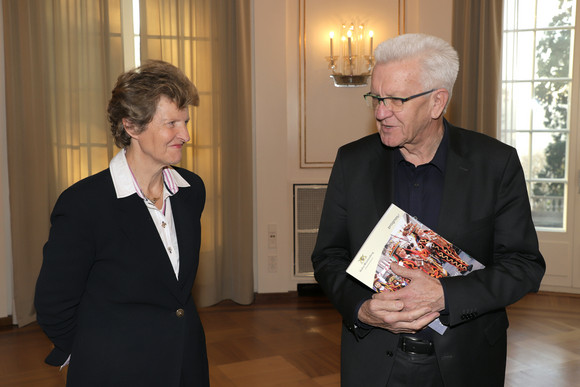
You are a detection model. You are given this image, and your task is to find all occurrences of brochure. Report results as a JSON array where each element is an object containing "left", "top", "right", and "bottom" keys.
[{"left": 346, "top": 204, "right": 485, "bottom": 334}]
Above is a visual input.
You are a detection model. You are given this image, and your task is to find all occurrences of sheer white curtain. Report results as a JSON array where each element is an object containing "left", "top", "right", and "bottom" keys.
[{"left": 3, "top": 0, "right": 252, "bottom": 326}]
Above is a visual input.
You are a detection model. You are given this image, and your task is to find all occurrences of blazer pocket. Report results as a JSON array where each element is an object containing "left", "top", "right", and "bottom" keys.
[{"left": 484, "top": 311, "right": 509, "bottom": 346}]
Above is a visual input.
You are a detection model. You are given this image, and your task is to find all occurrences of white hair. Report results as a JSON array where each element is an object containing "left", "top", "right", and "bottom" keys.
[{"left": 374, "top": 33, "right": 459, "bottom": 102}]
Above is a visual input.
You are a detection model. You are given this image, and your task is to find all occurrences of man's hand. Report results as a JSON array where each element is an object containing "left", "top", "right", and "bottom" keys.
[{"left": 357, "top": 263, "right": 445, "bottom": 334}]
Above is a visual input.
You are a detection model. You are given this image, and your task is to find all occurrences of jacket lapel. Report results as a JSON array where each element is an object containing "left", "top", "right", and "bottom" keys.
[
  {"left": 437, "top": 126, "right": 473, "bottom": 242},
  {"left": 371, "top": 141, "right": 396, "bottom": 219},
  {"left": 171, "top": 191, "right": 197, "bottom": 290}
]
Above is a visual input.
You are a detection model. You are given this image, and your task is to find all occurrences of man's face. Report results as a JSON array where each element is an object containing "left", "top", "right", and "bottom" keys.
[{"left": 370, "top": 59, "right": 434, "bottom": 149}]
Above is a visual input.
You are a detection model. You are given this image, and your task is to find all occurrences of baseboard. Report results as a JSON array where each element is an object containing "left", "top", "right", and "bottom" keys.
[
  {"left": 0, "top": 315, "right": 13, "bottom": 328},
  {"left": 297, "top": 283, "right": 325, "bottom": 296}
]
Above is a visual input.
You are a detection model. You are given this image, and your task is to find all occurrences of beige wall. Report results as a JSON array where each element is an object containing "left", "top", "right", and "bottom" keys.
[{"left": 254, "top": 0, "right": 453, "bottom": 293}]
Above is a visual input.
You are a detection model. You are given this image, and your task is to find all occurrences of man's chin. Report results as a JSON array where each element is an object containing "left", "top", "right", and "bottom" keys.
[{"left": 379, "top": 132, "right": 402, "bottom": 148}]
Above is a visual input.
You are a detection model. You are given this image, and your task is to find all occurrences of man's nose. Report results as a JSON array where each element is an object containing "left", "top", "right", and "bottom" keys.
[{"left": 375, "top": 102, "right": 395, "bottom": 119}]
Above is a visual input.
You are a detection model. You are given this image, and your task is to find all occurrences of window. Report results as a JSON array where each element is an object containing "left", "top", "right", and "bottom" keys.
[
  {"left": 501, "top": 0, "right": 576, "bottom": 230},
  {"left": 120, "top": 0, "right": 141, "bottom": 68}
]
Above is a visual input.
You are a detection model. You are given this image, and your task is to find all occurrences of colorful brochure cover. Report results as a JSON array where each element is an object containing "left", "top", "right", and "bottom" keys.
[{"left": 346, "top": 204, "right": 485, "bottom": 334}]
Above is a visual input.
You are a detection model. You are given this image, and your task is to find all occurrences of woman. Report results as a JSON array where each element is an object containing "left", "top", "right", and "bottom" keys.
[{"left": 35, "top": 60, "right": 209, "bottom": 386}]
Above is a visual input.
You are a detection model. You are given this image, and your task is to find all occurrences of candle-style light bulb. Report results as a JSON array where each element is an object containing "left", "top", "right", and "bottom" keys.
[
  {"left": 347, "top": 30, "right": 352, "bottom": 58},
  {"left": 369, "top": 30, "right": 374, "bottom": 55},
  {"left": 347, "top": 30, "right": 353, "bottom": 75},
  {"left": 329, "top": 31, "right": 334, "bottom": 58}
]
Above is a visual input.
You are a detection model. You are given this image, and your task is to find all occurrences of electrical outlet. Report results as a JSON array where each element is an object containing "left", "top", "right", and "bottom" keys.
[
  {"left": 267, "top": 255, "right": 278, "bottom": 273},
  {"left": 268, "top": 224, "right": 277, "bottom": 249}
]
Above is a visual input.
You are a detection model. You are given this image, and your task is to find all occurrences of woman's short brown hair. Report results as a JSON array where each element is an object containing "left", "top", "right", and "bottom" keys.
[{"left": 107, "top": 60, "right": 199, "bottom": 148}]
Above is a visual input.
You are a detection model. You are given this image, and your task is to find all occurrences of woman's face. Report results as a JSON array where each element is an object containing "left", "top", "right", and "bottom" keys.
[{"left": 127, "top": 95, "right": 191, "bottom": 169}]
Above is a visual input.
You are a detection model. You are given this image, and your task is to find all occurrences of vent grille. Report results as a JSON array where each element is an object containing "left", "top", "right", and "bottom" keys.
[{"left": 293, "top": 184, "right": 327, "bottom": 276}]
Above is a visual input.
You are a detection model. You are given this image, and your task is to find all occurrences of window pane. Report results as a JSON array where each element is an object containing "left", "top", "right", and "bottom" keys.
[
  {"left": 531, "top": 132, "right": 567, "bottom": 179},
  {"left": 503, "top": 32, "right": 515, "bottom": 79},
  {"left": 513, "top": 31, "right": 535, "bottom": 80},
  {"left": 536, "top": 0, "right": 575, "bottom": 28},
  {"left": 535, "top": 30, "right": 572, "bottom": 79},
  {"left": 516, "top": 0, "right": 537, "bottom": 30},
  {"left": 515, "top": 132, "right": 531, "bottom": 180},
  {"left": 503, "top": 0, "right": 517, "bottom": 30},
  {"left": 530, "top": 182, "right": 565, "bottom": 228},
  {"left": 533, "top": 81, "right": 570, "bottom": 130},
  {"left": 503, "top": 82, "right": 533, "bottom": 130}
]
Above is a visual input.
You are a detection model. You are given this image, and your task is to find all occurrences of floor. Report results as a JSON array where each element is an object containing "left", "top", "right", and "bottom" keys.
[{"left": 1, "top": 291, "right": 579, "bottom": 386}]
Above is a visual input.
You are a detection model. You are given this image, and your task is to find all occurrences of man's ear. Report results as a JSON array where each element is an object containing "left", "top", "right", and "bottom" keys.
[
  {"left": 122, "top": 118, "right": 139, "bottom": 139},
  {"left": 431, "top": 89, "right": 449, "bottom": 119}
]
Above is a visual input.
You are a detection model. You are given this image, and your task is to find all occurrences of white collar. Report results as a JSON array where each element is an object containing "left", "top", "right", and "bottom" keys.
[{"left": 109, "top": 149, "right": 190, "bottom": 199}]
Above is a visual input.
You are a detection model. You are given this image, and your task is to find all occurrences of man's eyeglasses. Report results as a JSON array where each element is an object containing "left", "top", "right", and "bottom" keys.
[{"left": 363, "top": 89, "right": 436, "bottom": 112}]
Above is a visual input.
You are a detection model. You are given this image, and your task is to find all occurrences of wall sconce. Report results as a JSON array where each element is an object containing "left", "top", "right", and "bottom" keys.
[{"left": 327, "top": 23, "right": 374, "bottom": 87}]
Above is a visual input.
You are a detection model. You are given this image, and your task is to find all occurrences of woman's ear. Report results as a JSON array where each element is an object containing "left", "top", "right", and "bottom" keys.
[
  {"left": 431, "top": 89, "right": 449, "bottom": 119},
  {"left": 122, "top": 118, "right": 139, "bottom": 139}
]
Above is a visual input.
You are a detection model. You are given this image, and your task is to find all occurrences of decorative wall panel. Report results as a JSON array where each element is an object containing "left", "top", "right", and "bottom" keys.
[{"left": 299, "top": 0, "right": 405, "bottom": 167}]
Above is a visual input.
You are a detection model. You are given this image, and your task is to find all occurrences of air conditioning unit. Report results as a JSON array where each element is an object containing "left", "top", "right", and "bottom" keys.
[{"left": 293, "top": 184, "right": 327, "bottom": 277}]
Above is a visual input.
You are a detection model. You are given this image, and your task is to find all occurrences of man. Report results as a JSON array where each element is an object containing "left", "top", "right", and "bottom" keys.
[{"left": 312, "top": 33, "right": 545, "bottom": 387}]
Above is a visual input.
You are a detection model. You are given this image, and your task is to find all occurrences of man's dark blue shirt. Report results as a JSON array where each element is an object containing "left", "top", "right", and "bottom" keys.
[{"left": 394, "top": 125, "right": 449, "bottom": 230}]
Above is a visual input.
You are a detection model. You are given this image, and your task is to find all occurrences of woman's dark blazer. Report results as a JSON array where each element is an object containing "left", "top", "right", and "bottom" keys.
[
  {"left": 35, "top": 166, "right": 209, "bottom": 387},
  {"left": 312, "top": 121, "right": 546, "bottom": 387}
]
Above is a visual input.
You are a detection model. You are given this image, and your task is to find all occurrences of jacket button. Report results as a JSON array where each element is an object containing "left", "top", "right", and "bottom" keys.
[
  {"left": 176, "top": 308, "right": 185, "bottom": 318},
  {"left": 386, "top": 351, "right": 393, "bottom": 357}
]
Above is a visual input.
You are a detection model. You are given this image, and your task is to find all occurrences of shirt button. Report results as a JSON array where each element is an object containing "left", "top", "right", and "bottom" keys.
[
  {"left": 176, "top": 309, "right": 184, "bottom": 318},
  {"left": 168, "top": 247, "right": 173, "bottom": 254}
]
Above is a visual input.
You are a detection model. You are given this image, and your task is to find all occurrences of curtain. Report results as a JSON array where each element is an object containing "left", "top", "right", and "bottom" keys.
[
  {"left": 139, "top": 0, "right": 254, "bottom": 307},
  {"left": 4, "top": 0, "right": 253, "bottom": 326},
  {"left": 3, "top": 0, "right": 120, "bottom": 326},
  {"left": 447, "top": 0, "right": 503, "bottom": 138}
]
